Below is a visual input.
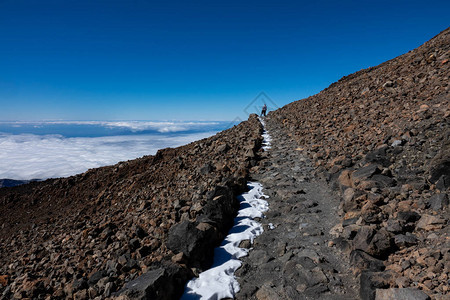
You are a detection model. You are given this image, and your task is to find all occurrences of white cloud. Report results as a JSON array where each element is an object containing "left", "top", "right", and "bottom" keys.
[
  {"left": 0, "top": 120, "right": 223, "bottom": 133},
  {"left": 0, "top": 131, "right": 215, "bottom": 180}
]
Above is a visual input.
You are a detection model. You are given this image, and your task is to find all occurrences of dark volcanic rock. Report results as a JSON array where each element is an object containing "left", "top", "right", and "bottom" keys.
[
  {"left": 116, "top": 263, "right": 191, "bottom": 300},
  {"left": 428, "top": 139, "right": 450, "bottom": 186},
  {"left": 167, "top": 221, "right": 219, "bottom": 269},
  {"left": 428, "top": 193, "right": 449, "bottom": 210},
  {"left": 350, "top": 250, "right": 385, "bottom": 272},
  {"left": 360, "top": 271, "right": 393, "bottom": 300}
]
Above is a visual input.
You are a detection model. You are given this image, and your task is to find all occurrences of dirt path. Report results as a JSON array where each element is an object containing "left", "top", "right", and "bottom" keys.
[{"left": 235, "top": 116, "right": 359, "bottom": 299}]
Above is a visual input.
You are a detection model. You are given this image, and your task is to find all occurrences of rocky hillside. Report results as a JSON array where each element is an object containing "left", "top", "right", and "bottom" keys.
[
  {"left": 0, "top": 27, "right": 448, "bottom": 300},
  {"left": 0, "top": 115, "right": 262, "bottom": 299},
  {"left": 270, "top": 28, "right": 449, "bottom": 299}
]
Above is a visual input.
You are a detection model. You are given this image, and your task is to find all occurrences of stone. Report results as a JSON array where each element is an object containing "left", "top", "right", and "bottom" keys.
[
  {"left": 129, "top": 238, "right": 141, "bottom": 250},
  {"left": 352, "top": 164, "right": 380, "bottom": 182},
  {"left": 248, "top": 250, "right": 271, "bottom": 265},
  {"left": 365, "top": 146, "right": 390, "bottom": 167},
  {"left": 385, "top": 219, "right": 403, "bottom": 233},
  {"left": 96, "top": 277, "right": 110, "bottom": 290},
  {"left": 167, "top": 220, "right": 219, "bottom": 268},
  {"left": 138, "top": 245, "right": 153, "bottom": 258},
  {"left": 383, "top": 80, "right": 394, "bottom": 88},
  {"left": 199, "top": 163, "right": 214, "bottom": 175},
  {"left": 353, "top": 226, "right": 393, "bottom": 258},
  {"left": 255, "top": 284, "right": 282, "bottom": 300},
  {"left": 0, "top": 275, "right": 8, "bottom": 287},
  {"left": 343, "top": 216, "right": 359, "bottom": 227},
  {"left": 73, "top": 289, "right": 88, "bottom": 300},
  {"left": 360, "top": 271, "right": 393, "bottom": 300},
  {"left": 171, "top": 252, "right": 187, "bottom": 264},
  {"left": 88, "top": 286, "right": 98, "bottom": 298},
  {"left": 135, "top": 226, "right": 148, "bottom": 239},
  {"left": 397, "top": 211, "right": 420, "bottom": 223},
  {"left": 333, "top": 237, "right": 351, "bottom": 253},
  {"left": 350, "top": 250, "right": 385, "bottom": 272},
  {"left": 428, "top": 194, "right": 449, "bottom": 210},
  {"left": 394, "top": 234, "right": 418, "bottom": 248},
  {"left": 367, "top": 192, "right": 384, "bottom": 205},
  {"left": 341, "top": 188, "right": 361, "bottom": 212},
  {"left": 239, "top": 239, "right": 251, "bottom": 249},
  {"left": 104, "top": 282, "right": 115, "bottom": 297},
  {"left": 371, "top": 175, "right": 395, "bottom": 188},
  {"left": 353, "top": 226, "right": 376, "bottom": 253},
  {"left": 118, "top": 255, "right": 128, "bottom": 266},
  {"left": 375, "top": 288, "right": 431, "bottom": 300},
  {"left": 305, "top": 267, "right": 328, "bottom": 286},
  {"left": 428, "top": 145, "right": 450, "bottom": 185},
  {"left": 338, "top": 170, "right": 353, "bottom": 189},
  {"left": 217, "top": 143, "right": 230, "bottom": 153},
  {"left": 88, "top": 270, "right": 106, "bottom": 285},
  {"left": 72, "top": 278, "right": 89, "bottom": 291},
  {"left": 343, "top": 188, "right": 355, "bottom": 203},
  {"left": 361, "top": 201, "right": 382, "bottom": 223},
  {"left": 370, "top": 228, "right": 394, "bottom": 257},
  {"left": 436, "top": 174, "right": 450, "bottom": 191},
  {"left": 116, "top": 263, "right": 191, "bottom": 300},
  {"left": 416, "top": 214, "right": 445, "bottom": 231}
]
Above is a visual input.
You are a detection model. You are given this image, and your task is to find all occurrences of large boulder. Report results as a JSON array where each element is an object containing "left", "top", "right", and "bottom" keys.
[
  {"left": 167, "top": 220, "right": 220, "bottom": 269},
  {"left": 115, "top": 263, "right": 191, "bottom": 300},
  {"left": 353, "top": 226, "right": 394, "bottom": 258}
]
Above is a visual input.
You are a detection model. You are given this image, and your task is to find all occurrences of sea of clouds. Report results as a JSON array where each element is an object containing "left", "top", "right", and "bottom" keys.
[{"left": 0, "top": 121, "right": 226, "bottom": 180}]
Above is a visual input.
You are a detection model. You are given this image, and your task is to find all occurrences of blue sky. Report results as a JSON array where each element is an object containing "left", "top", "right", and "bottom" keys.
[{"left": 0, "top": 0, "right": 449, "bottom": 121}]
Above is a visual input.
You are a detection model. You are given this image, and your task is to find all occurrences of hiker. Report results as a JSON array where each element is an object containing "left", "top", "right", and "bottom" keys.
[{"left": 261, "top": 104, "right": 267, "bottom": 117}]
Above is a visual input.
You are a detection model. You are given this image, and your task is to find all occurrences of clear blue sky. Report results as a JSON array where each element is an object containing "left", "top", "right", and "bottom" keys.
[{"left": 0, "top": 0, "right": 449, "bottom": 121}]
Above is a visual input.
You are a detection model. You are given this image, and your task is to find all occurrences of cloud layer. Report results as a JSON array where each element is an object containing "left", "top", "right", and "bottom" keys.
[
  {"left": 0, "top": 120, "right": 226, "bottom": 135},
  {"left": 0, "top": 131, "right": 215, "bottom": 180}
]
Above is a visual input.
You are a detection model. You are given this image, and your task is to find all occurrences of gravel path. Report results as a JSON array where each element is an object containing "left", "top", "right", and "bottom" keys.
[{"left": 235, "top": 116, "right": 359, "bottom": 300}]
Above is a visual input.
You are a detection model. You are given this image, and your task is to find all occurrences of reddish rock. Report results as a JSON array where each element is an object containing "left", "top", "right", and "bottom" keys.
[{"left": 0, "top": 275, "right": 8, "bottom": 287}]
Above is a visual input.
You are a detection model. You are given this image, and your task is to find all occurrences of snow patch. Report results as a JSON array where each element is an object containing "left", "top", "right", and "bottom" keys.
[
  {"left": 259, "top": 117, "right": 271, "bottom": 151},
  {"left": 181, "top": 182, "right": 269, "bottom": 300}
]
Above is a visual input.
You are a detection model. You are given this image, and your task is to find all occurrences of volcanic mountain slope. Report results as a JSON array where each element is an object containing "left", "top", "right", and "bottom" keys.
[
  {"left": 0, "top": 115, "right": 263, "bottom": 299},
  {"left": 0, "top": 27, "right": 448, "bottom": 300},
  {"left": 269, "top": 28, "right": 449, "bottom": 299}
]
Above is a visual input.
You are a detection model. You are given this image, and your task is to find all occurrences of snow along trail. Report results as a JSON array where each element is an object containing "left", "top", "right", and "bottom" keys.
[
  {"left": 259, "top": 117, "right": 272, "bottom": 151},
  {"left": 180, "top": 118, "right": 272, "bottom": 300},
  {"left": 181, "top": 183, "right": 269, "bottom": 300}
]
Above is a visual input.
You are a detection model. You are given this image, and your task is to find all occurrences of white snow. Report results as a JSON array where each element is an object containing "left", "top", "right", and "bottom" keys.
[
  {"left": 181, "top": 182, "right": 269, "bottom": 300},
  {"left": 259, "top": 117, "right": 271, "bottom": 151}
]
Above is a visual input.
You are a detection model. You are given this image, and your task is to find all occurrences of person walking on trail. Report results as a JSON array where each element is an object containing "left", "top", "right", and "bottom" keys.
[{"left": 261, "top": 104, "right": 267, "bottom": 117}]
